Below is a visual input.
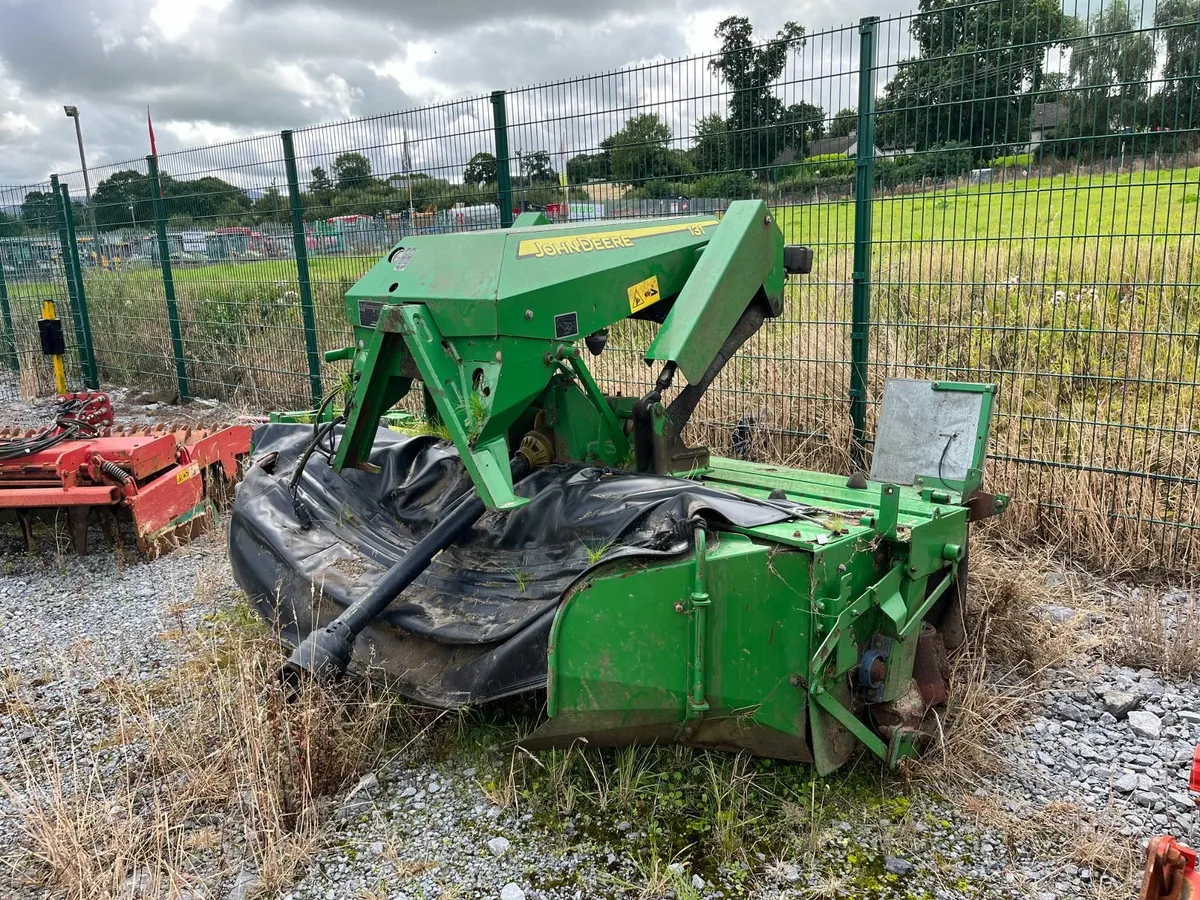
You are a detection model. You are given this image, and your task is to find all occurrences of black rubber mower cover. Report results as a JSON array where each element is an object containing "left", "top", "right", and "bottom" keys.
[{"left": 229, "top": 424, "right": 801, "bottom": 708}]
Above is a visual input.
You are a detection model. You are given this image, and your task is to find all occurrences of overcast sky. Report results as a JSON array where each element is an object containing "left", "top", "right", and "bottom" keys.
[{"left": 0, "top": 0, "right": 905, "bottom": 188}]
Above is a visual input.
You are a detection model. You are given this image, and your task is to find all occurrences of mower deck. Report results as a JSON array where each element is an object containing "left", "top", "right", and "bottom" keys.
[{"left": 232, "top": 423, "right": 969, "bottom": 772}]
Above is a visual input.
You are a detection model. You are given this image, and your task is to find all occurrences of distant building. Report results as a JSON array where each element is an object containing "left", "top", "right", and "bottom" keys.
[
  {"left": 808, "top": 132, "right": 884, "bottom": 158},
  {"left": 1028, "top": 101, "right": 1070, "bottom": 152}
]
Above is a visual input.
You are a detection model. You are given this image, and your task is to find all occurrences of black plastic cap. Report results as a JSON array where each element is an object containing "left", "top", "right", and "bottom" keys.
[
  {"left": 281, "top": 619, "right": 355, "bottom": 684},
  {"left": 783, "top": 245, "right": 814, "bottom": 275}
]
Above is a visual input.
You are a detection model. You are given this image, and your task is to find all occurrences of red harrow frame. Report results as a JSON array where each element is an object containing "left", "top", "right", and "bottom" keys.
[
  {"left": 0, "top": 392, "right": 251, "bottom": 556},
  {"left": 1142, "top": 745, "right": 1200, "bottom": 900}
]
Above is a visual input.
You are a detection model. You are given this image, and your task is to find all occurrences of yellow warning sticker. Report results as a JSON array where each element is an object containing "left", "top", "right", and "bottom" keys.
[
  {"left": 176, "top": 463, "right": 199, "bottom": 485},
  {"left": 627, "top": 275, "right": 662, "bottom": 314}
]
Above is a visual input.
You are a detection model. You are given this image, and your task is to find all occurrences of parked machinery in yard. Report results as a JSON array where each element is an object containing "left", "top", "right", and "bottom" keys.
[
  {"left": 1141, "top": 745, "right": 1200, "bottom": 900},
  {"left": 230, "top": 200, "right": 1008, "bottom": 772},
  {"left": 0, "top": 392, "right": 251, "bottom": 556}
]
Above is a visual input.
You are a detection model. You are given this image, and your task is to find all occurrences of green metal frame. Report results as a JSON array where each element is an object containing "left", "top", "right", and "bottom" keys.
[
  {"left": 49, "top": 174, "right": 88, "bottom": 388},
  {"left": 491, "top": 91, "right": 514, "bottom": 229},
  {"left": 281, "top": 129, "right": 325, "bottom": 408},
  {"left": 849, "top": 15, "right": 879, "bottom": 466},
  {"left": 0, "top": 255, "right": 18, "bottom": 372},
  {"left": 146, "top": 155, "right": 190, "bottom": 402},
  {"left": 332, "top": 200, "right": 786, "bottom": 509},
  {"left": 57, "top": 183, "right": 99, "bottom": 389}
]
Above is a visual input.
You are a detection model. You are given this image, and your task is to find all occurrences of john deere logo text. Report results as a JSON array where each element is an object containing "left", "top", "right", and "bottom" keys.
[{"left": 517, "top": 220, "right": 718, "bottom": 259}]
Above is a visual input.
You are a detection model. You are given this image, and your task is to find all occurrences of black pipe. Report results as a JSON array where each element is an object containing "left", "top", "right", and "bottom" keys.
[{"left": 283, "top": 455, "right": 531, "bottom": 682}]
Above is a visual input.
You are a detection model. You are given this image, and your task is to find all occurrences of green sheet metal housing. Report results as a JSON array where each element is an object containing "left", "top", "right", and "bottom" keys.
[{"left": 529, "top": 456, "right": 971, "bottom": 773}]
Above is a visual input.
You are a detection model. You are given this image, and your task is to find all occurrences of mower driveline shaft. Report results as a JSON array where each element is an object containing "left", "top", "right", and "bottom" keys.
[{"left": 282, "top": 456, "right": 531, "bottom": 683}]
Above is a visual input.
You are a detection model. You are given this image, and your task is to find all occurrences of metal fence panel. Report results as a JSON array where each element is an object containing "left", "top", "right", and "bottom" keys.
[
  {"left": 869, "top": 0, "right": 1200, "bottom": 568},
  {"left": 4, "top": 0, "right": 1198, "bottom": 568},
  {"left": 0, "top": 181, "right": 84, "bottom": 400}
]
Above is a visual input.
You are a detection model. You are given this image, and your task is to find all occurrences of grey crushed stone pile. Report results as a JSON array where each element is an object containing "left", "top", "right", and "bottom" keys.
[{"left": 1, "top": 391, "right": 1197, "bottom": 899}]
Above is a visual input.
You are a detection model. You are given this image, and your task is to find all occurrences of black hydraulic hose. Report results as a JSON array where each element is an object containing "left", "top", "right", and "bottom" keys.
[{"left": 282, "top": 455, "right": 532, "bottom": 682}]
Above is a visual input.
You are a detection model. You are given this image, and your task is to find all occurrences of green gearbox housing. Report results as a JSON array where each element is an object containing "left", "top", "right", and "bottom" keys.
[{"left": 260, "top": 200, "right": 1007, "bottom": 773}]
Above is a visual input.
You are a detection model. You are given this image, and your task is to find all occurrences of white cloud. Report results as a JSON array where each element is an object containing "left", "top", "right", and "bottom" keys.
[{"left": 0, "top": 0, "right": 906, "bottom": 186}]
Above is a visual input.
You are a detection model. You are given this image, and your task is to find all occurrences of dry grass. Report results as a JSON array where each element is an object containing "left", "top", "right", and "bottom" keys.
[
  {"left": 1100, "top": 581, "right": 1200, "bottom": 679},
  {"left": 962, "top": 794, "right": 1140, "bottom": 900},
  {"left": 1, "top": 606, "right": 403, "bottom": 899},
  {"left": 911, "top": 541, "right": 1090, "bottom": 786}
]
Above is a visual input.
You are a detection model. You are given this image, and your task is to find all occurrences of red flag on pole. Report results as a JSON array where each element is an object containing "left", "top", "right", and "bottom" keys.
[
  {"left": 147, "top": 106, "right": 158, "bottom": 158},
  {"left": 147, "top": 107, "right": 163, "bottom": 198}
]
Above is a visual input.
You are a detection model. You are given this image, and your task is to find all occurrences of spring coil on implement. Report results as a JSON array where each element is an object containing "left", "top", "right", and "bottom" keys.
[{"left": 97, "top": 458, "right": 134, "bottom": 486}]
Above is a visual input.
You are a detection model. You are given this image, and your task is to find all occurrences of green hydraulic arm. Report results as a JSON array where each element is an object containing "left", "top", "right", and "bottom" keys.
[{"left": 330, "top": 200, "right": 811, "bottom": 510}]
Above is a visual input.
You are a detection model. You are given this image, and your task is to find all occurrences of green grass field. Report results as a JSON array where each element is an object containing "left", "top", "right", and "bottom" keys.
[{"left": 4, "top": 166, "right": 1197, "bottom": 568}]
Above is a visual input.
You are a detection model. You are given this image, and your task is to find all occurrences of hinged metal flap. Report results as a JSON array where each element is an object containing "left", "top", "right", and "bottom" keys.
[{"left": 868, "top": 379, "right": 996, "bottom": 494}]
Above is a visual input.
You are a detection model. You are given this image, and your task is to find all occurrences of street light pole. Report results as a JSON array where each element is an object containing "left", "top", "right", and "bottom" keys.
[{"left": 63, "top": 105, "right": 103, "bottom": 265}]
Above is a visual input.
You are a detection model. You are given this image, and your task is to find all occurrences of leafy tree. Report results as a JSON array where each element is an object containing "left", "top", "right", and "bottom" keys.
[
  {"left": 165, "top": 176, "right": 251, "bottom": 222},
  {"left": 829, "top": 107, "right": 857, "bottom": 138},
  {"left": 89, "top": 171, "right": 161, "bottom": 230},
  {"left": 332, "top": 152, "right": 373, "bottom": 191},
  {"left": 690, "top": 113, "right": 735, "bottom": 175},
  {"left": 0, "top": 211, "right": 26, "bottom": 236},
  {"left": 708, "top": 16, "right": 807, "bottom": 171},
  {"left": 773, "top": 101, "right": 826, "bottom": 161},
  {"left": 1069, "top": 0, "right": 1155, "bottom": 131},
  {"left": 566, "top": 151, "right": 609, "bottom": 183},
  {"left": 308, "top": 166, "right": 336, "bottom": 211},
  {"left": 1152, "top": 0, "right": 1200, "bottom": 133},
  {"left": 463, "top": 152, "right": 498, "bottom": 186},
  {"left": 1046, "top": 0, "right": 1156, "bottom": 158},
  {"left": 253, "top": 183, "right": 289, "bottom": 224},
  {"left": 874, "top": 0, "right": 1072, "bottom": 156},
  {"left": 310, "top": 166, "right": 333, "bottom": 192},
  {"left": 20, "top": 191, "right": 59, "bottom": 230},
  {"left": 1035, "top": 72, "right": 1070, "bottom": 103},
  {"left": 520, "top": 150, "right": 557, "bottom": 184},
  {"left": 608, "top": 114, "right": 684, "bottom": 184}
]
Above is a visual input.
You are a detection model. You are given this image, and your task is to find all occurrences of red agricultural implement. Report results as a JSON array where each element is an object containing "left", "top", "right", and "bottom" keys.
[
  {"left": 0, "top": 392, "right": 251, "bottom": 556},
  {"left": 1141, "top": 744, "right": 1200, "bottom": 900}
]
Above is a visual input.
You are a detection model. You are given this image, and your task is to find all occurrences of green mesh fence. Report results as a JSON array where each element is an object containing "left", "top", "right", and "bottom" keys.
[
  {"left": 867, "top": 0, "right": 1200, "bottom": 566},
  {"left": 0, "top": 181, "right": 87, "bottom": 400},
  {"left": 3, "top": 0, "right": 1197, "bottom": 568}
]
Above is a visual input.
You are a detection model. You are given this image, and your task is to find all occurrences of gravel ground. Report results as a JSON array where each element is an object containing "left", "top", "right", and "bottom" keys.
[
  {"left": 1, "top": 391, "right": 1197, "bottom": 900},
  {"left": 0, "top": 538, "right": 224, "bottom": 890}
]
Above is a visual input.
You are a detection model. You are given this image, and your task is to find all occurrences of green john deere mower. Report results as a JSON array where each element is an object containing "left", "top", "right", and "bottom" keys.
[{"left": 229, "top": 200, "right": 1008, "bottom": 773}]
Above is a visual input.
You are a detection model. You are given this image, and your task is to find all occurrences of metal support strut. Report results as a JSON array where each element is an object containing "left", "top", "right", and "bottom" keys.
[{"left": 687, "top": 523, "right": 711, "bottom": 719}]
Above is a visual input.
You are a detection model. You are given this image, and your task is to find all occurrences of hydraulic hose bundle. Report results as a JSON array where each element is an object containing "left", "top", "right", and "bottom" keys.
[{"left": 0, "top": 395, "right": 104, "bottom": 461}]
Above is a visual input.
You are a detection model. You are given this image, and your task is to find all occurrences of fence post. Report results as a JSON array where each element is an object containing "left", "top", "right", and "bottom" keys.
[
  {"left": 146, "top": 155, "right": 191, "bottom": 401},
  {"left": 50, "top": 174, "right": 87, "bottom": 388},
  {"left": 849, "top": 16, "right": 879, "bottom": 468},
  {"left": 58, "top": 183, "right": 100, "bottom": 389},
  {"left": 491, "top": 91, "right": 514, "bottom": 227},
  {"left": 281, "top": 129, "right": 324, "bottom": 408},
  {"left": 0, "top": 256, "right": 17, "bottom": 372}
]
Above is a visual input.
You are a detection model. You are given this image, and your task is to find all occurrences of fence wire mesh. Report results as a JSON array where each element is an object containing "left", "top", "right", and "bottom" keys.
[
  {"left": 0, "top": 181, "right": 86, "bottom": 400},
  {"left": 867, "top": 0, "right": 1200, "bottom": 568},
  {"left": 2, "top": 0, "right": 1197, "bottom": 569}
]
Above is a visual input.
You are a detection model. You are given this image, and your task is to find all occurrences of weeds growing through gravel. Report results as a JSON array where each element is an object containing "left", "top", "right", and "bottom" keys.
[
  {"left": 1104, "top": 582, "right": 1200, "bottom": 679},
  {"left": 911, "top": 541, "right": 1084, "bottom": 786},
  {"left": 1, "top": 601, "right": 404, "bottom": 899}
]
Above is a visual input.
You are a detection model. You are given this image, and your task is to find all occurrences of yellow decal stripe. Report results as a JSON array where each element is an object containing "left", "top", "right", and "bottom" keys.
[{"left": 517, "top": 219, "right": 719, "bottom": 259}]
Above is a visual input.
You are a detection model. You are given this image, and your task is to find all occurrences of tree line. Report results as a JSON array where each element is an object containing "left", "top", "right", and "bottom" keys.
[{"left": 3, "top": 0, "right": 1196, "bottom": 238}]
